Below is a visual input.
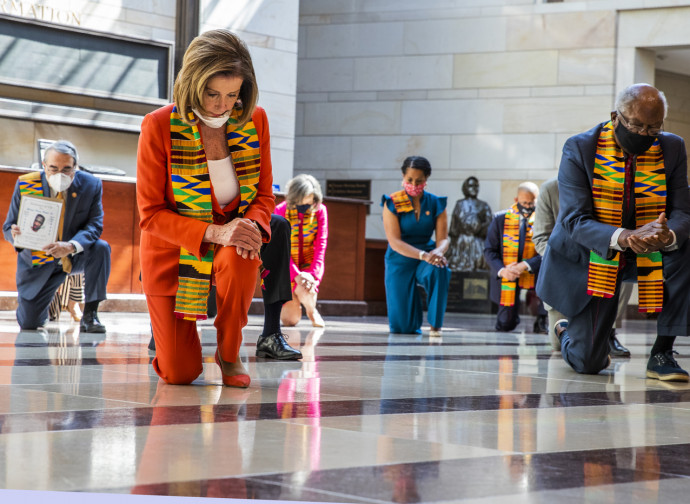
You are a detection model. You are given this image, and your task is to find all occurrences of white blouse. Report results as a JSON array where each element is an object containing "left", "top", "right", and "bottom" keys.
[{"left": 207, "top": 156, "right": 239, "bottom": 208}]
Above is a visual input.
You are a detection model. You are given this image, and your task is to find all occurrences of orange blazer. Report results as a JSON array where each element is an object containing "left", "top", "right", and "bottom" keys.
[{"left": 136, "top": 104, "right": 275, "bottom": 296}]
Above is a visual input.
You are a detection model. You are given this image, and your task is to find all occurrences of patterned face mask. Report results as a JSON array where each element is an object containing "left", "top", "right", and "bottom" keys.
[
  {"left": 403, "top": 181, "right": 426, "bottom": 197},
  {"left": 516, "top": 202, "right": 535, "bottom": 218}
]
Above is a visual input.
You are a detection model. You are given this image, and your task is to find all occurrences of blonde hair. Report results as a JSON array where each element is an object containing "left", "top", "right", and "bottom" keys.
[
  {"left": 173, "top": 29, "right": 258, "bottom": 128},
  {"left": 285, "top": 174, "right": 323, "bottom": 208}
]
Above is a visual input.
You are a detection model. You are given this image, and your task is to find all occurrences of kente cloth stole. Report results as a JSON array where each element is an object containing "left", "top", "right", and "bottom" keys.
[
  {"left": 18, "top": 172, "right": 54, "bottom": 267},
  {"left": 499, "top": 204, "right": 536, "bottom": 307},
  {"left": 286, "top": 207, "right": 318, "bottom": 269},
  {"left": 390, "top": 190, "right": 414, "bottom": 214},
  {"left": 588, "top": 121, "right": 665, "bottom": 312},
  {"left": 169, "top": 106, "right": 261, "bottom": 320}
]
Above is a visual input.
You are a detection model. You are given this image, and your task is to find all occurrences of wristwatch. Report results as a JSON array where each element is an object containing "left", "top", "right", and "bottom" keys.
[{"left": 419, "top": 250, "right": 425, "bottom": 260}]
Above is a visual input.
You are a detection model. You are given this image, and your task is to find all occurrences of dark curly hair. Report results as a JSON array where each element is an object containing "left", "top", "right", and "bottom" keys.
[{"left": 400, "top": 156, "right": 431, "bottom": 178}]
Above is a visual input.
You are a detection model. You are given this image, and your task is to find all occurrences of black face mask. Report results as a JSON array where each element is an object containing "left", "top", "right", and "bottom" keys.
[
  {"left": 296, "top": 204, "right": 311, "bottom": 214},
  {"left": 615, "top": 120, "right": 657, "bottom": 155},
  {"left": 517, "top": 203, "right": 534, "bottom": 218}
]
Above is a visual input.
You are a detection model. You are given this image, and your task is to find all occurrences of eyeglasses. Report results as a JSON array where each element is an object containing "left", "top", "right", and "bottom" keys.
[
  {"left": 617, "top": 110, "right": 663, "bottom": 136},
  {"left": 44, "top": 165, "right": 76, "bottom": 175}
]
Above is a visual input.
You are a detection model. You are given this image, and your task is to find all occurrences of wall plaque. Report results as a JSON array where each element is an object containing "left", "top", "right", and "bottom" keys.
[
  {"left": 326, "top": 179, "right": 371, "bottom": 214},
  {"left": 326, "top": 179, "right": 371, "bottom": 201}
]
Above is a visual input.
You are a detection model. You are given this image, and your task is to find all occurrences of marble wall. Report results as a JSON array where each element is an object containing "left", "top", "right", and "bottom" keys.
[
  {"left": 295, "top": 0, "right": 690, "bottom": 239},
  {"left": 4, "top": 0, "right": 690, "bottom": 228},
  {"left": 200, "top": 0, "right": 300, "bottom": 189}
]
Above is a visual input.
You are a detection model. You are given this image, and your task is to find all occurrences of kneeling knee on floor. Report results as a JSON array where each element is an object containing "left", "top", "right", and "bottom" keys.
[
  {"left": 157, "top": 361, "right": 203, "bottom": 385},
  {"left": 574, "top": 360, "right": 608, "bottom": 375},
  {"left": 162, "top": 369, "right": 201, "bottom": 385},
  {"left": 496, "top": 323, "right": 518, "bottom": 332},
  {"left": 281, "top": 315, "right": 300, "bottom": 327}
]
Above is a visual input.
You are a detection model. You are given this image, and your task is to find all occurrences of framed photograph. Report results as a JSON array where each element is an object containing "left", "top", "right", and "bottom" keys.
[{"left": 13, "top": 194, "right": 63, "bottom": 251}]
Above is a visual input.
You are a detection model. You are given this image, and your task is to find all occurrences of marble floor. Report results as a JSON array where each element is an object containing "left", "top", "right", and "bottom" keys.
[{"left": 2, "top": 309, "right": 690, "bottom": 503}]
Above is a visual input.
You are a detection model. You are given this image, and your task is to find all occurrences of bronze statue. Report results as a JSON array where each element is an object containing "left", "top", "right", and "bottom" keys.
[{"left": 446, "top": 176, "right": 492, "bottom": 271}]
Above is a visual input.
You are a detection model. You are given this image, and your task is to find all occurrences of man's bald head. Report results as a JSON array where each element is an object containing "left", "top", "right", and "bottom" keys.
[{"left": 615, "top": 83, "right": 667, "bottom": 120}]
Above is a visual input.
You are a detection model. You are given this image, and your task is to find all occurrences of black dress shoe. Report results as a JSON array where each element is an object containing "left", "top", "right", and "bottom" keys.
[
  {"left": 533, "top": 314, "right": 548, "bottom": 334},
  {"left": 80, "top": 312, "right": 106, "bottom": 333},
  {"left": 256, "top": 333, "right": 302, "bottom": 360},
  {"left": 609, "top": 330, "right": 631, "bottom": 358}
]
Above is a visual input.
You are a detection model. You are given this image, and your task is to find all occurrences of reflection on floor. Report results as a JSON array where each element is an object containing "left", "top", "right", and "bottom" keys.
[{"left": 2, "top": 310, "right": 690, "bottom": 503}]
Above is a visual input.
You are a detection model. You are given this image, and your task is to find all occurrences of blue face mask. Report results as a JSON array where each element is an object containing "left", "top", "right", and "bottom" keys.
[{"left": 296, "top": 204, "right": 311, "bottom": 214}]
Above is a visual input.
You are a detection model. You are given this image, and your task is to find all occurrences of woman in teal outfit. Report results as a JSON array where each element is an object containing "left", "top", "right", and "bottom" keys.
[{"left": 381, "top": 156, "right": 451, "bottom": 336}]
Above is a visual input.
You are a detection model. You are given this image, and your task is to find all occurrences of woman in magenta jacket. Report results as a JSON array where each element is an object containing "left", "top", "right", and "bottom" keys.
[{"left": 274, "top": 174, "right": 328, "bottom": 327}]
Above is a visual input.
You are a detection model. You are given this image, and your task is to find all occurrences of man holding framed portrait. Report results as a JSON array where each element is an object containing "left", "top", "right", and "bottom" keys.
[{"left": 2, "top": 140, "right": 111, "bottom": 333}]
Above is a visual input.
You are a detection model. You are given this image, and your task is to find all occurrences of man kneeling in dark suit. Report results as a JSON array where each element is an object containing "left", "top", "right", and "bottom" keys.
[
  {"left": 484, "top": 182, "right": 547, "bottom": 334},
  {"left": 537, "top": 83, "right": 690, "bottom": 382},
  {"left": 3, "top": 140, "right": 111, "bottom": 333}
]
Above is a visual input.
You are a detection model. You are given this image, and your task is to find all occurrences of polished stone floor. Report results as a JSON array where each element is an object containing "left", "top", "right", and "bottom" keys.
[{"left": 2, "top": 309, "right": 690, "bottom": 503}]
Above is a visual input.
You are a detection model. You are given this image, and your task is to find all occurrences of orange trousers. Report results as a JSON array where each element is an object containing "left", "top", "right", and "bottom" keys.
[{"left": 146, "top": 246, "right": 261, "bottom": 385}]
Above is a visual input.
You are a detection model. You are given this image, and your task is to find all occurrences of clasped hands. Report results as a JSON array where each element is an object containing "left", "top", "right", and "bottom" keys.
[
  {"left": 10, "top": 224, "right": 73, "bottom": 258},
  {"left": 617, "top": 212, "right": 673, "bottom": 254},
  {"left": 204, "top": 218, "right": 262, "bottom": 259},
  {"left": 499, "top": 261, "right": 528, "bottom": 282},
  {"left": 422, "top": 249, "right": 448, "bottom": 268}
]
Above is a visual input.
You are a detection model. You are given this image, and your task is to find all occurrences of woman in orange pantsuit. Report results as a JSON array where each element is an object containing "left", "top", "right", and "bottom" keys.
[{"left": 136, "top": 30, "right": 274, "bottom": 387}]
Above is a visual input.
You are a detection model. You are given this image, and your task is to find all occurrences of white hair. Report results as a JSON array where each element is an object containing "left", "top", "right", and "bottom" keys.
[{"left": 517, "top": 181, "right": 539, "bottom": 198}]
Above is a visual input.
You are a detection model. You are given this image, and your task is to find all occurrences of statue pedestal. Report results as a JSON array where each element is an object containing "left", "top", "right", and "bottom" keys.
[{"left": 446, "top": 270, "right": 493, "bottom": 314}]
